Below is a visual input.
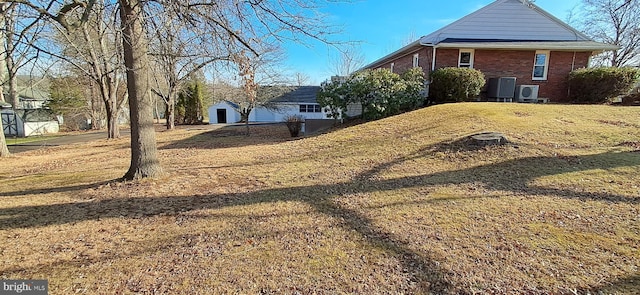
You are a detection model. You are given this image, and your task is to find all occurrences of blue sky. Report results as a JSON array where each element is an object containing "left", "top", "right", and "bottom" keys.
[{"left": 283, "top": 0, "right": 582, "bottom": 85}]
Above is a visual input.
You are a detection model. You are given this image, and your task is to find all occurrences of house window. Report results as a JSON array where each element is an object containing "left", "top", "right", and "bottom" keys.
[
  {"left": 413, "top": 53, "right": 419, "bottom": 68},
  {"left": 458, "top": 49, "right": 474, "bottom": 68},
  {"left": 533, "top": 50, "right": 550, "bottom": 80},
  {"left": 390, "top": 62, "right": 395, "bottom": 73},
  {"left": 299, "top": 104, "right": 321, "bottom": 113}
]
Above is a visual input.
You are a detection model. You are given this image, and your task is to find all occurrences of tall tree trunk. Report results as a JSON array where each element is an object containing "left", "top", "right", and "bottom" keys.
[
  {"left": 120, "top": 0, "right": 162, "bottom": 180},
  {"left": 0, "top": 4, "right": 10, "bottom": 157},
  {"left": 154, "top": 96, "right": 160, "bottom": 124},
  {"left": 165, "top": 96, "right": 175, "bottom": 130},
  {"left": 89, "top": 80, "right": 102, "bottom": 130},
  {"left": 3, "top": 4, "right": 18, "bottom": 110},
  {"left": 105, "top": 101, "right": 120, "bottom": 139},
  {"left": 5, "top": 52, "right": 18, "bottom": 109},
  {"left": 0, "top": 89, "right": 9, "bottom": 157},
  {"left": 0, "top": 120, "right": 8, "bottom": 157},
  {"left": 104, "top": 89, "right": 121, "bottom": 138}
]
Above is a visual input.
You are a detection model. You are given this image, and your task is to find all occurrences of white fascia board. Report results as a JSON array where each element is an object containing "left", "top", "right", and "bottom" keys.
[{"left": 435, "top": 41, "right": 620, "bottom": 51}]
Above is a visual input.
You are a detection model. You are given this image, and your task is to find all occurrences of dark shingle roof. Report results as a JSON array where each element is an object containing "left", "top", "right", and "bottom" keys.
[
  {"left": 269, "top": 86, "right": 321, "bottom": 104},
  {"left": 223, "top": 100, "right": 240, "bottom": 109}
]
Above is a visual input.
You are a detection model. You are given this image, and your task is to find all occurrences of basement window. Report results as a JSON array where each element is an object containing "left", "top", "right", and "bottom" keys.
[
  {"left": 533, "top": 50, "right": 550, "bottom": 80},
  {"left": 300, "top": 104, "right": 322, "bottom": 113},
  {"left": 458, "top": 49, "right": 474, "bottom": 68}
]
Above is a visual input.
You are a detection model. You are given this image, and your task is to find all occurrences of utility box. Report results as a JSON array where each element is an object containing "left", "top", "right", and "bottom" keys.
[{"left": 488, "top": 77, "right": 517, "bottom": 101}]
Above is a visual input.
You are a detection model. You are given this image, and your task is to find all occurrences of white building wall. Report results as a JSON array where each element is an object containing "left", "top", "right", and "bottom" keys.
[
  {"left": 208, "top": 102, "right": 334, "bottom": 124},
  {"left": 208, "top": 102, "right": 241, "bottom": 124},
  {"left": 251, "top": 103, "right": 330, "bottom": 122},
  {"left": 251, "top": 107, "right": 277, "bottom": 122},
  {"left": 24, "top": 121, "right": 59, "bottom": 137}
]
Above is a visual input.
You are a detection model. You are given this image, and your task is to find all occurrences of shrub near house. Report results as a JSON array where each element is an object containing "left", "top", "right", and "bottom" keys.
[
  {"left": 317, "top": 68, "right": 426, "bottom": 121},
  {"left": 568, "top": 67, "right": 640, "bottom": 104},
  {"left": 429, "top": 67, "right": 486, "bottom": 103}
]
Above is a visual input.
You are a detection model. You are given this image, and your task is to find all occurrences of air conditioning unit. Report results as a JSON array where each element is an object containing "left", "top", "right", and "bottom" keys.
[
  {"left": 488, "top": 77, "right": 517, "bottom": 101},
  {"left": 515, "top": 85, "right": 539, "bottom": 102}
]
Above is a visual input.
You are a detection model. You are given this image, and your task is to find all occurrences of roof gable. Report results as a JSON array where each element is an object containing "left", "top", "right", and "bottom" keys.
[{"left": 421, "top": 0, "right": 590, "bottom": 44}]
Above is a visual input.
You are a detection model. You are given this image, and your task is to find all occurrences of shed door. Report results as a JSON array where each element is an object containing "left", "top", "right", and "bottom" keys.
[
  {"left": 1, "top": 113, "right": 18, "bottom": 136},
  {"left": 216, "top": 109, "right": 227, "bottom": 123}
]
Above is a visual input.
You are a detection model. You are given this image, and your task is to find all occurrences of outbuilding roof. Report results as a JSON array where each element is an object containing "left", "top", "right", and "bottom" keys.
[{"left": 269, "top": 86, "right": 321, "bottom": 104}]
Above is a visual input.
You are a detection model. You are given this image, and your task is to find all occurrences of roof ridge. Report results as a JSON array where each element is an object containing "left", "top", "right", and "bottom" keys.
[{"left": 420, "top": 0, "right": 590, "bottom": 44}]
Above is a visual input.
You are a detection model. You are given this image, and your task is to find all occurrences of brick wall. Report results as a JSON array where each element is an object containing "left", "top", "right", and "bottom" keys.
[
  {"left": 435, "top": 49, "right": 590, "bottom": 102},
  {"left": 375, "top": 48, "right": 433, "bottom": 79},
  {"left": 373, "top": 46, "right": 591, "bottom": 102}
]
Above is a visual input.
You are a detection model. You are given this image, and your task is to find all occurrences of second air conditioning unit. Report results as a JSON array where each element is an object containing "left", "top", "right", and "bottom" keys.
[{"left": 515, "top": 85, "right": 539, "bottom": 102}]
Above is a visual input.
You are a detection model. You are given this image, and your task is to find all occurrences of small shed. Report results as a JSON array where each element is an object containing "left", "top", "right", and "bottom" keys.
[
  {"left": 208, "top": 100, "right": 242, "bottom": 124},
  {"left": 2, "top": 108, "right": 60, "bottom": 137}
]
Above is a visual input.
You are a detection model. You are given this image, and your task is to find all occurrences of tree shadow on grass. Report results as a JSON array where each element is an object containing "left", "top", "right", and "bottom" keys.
[
  {"left": 1, "top": 151, "right": 639, "bottom": 292},
  {"left": 0, "top": 180, "right": 117, "bottom": 198},
  {"left": 160, "top": 124, "right": 305, "bottom": 151},
  {"left": 584, "top": 273, "right": 640, "bottom": 294}
]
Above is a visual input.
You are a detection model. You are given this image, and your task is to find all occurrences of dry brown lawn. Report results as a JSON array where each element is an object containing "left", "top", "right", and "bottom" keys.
[{"left": 1, "top": 103, "right": 639, "bottom": 294}]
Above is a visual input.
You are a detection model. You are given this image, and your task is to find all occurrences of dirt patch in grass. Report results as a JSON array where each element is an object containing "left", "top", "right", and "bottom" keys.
[{"left": 1, "top": 103, "right": 639, "bottom": 294}]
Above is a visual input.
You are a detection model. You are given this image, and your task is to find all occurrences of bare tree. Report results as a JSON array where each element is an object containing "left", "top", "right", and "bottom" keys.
[
  {"left": 2, "top": 2, "right": 48, "bottom": 110},
  {"left": 294, "top": 72, "right": 310, "bottom": 86},
  {"left": 147, "top": 5, "right": 229, "bottom": 130},
  {"left": 47, "top": 70, "right": 105, "bottom": 130},
  {"left": 119, "top": 0, "right": 162, "bottom": 180},
  {"left": 0, "top": 3, "right": 12, "bottom": 157},
  {"left": 329, "top": 46, "right": 366, "bottom": 76},
  {"left": 228, "top": 46, "right": 292, "bottom": 135},
  {"left": 53, "top": 1, "right": 127, "bottom": 139},
  {"left": 6, "top": 0, "right": 346, "bottom": 179},
  {"left": 578, "top": 0, "right": 640, "bottom": 66}
]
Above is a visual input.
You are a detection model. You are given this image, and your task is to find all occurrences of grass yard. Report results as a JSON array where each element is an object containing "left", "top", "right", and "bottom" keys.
[
  {"left": 4, "top": 134, "right": 60, "bottom": 145},
  {"left": 1, "top": 103, "right": 639, "bottom": 294}
]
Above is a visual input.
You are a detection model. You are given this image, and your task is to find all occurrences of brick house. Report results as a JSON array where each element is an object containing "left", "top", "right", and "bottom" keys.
[{"left": 363, "top": 0, "right": 618, "bottom": 102}]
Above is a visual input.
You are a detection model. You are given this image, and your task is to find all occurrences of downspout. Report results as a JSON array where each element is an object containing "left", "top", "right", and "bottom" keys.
[
  {"left": 419, "top": 41, "right": 437, "bottom": 101},
  {"left": 568, "top": 51, "right": 577, "bottom": 99},
  {"left": 431, "top": 46, "right": 437, "bottom": 71}
]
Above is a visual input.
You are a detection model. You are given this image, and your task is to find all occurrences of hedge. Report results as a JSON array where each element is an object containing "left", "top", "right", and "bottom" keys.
[
  {"left": 568, "top": 67, "right": 640, "bottom": 104},
  {"left": 429, "top": 67, "right": 485, "bottom": 103}
]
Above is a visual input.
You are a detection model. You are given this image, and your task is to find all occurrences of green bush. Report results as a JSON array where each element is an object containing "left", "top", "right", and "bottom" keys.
[
  {"left": 568, "top": 67, "right": 640, "bottom": 104},
  {"left": 176, "top": 79, "right": 206, "bottom": 124},
  {"left": 317, "top": 68, "right": 426, "bottom": 121},
  {"left": 429, "top": 67, "right": 485, "bottom": 103},
  {"left": 317, "top": 81, "right": 351, "bottom": 120}
]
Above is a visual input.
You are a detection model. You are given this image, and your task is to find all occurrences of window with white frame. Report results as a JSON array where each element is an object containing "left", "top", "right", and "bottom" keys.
[
  {"left": 299, "top": 104, "right": 322, "bottom": 113},
  {"left": 458, "top": 49, "right": 474, "bottom": 68},
  {"left": 390, "top": 62, "right": 395, "bottom": 73},
  {"left": 532, "top": 50, "right": 550, "bottom": 80},
  {"left": 413, "top": 53, "right": 419, "bottom": 68}
]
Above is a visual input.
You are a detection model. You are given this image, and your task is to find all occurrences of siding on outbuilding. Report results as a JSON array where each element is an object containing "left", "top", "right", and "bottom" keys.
[{"left": 208, "top": 86, "right": 335, "bottom": 124}]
